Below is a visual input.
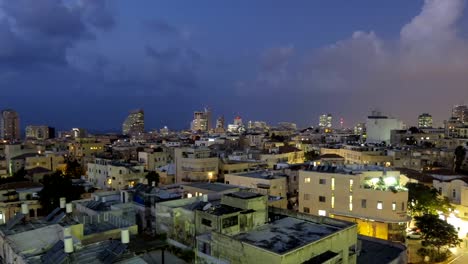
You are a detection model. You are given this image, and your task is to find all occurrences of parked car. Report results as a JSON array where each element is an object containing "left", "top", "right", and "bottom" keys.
[{"left": 407, "top": 231, "right": 422, "bottom": 239}]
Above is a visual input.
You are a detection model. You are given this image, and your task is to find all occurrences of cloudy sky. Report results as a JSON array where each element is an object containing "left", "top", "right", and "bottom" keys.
[{"left": 0, "top": 0, "right": 467, "bottom": 131}]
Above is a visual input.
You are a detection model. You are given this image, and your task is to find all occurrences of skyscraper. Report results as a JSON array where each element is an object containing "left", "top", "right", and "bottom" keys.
[
  {"left": 0, "top": 109, "right": 20, "bottom": 141},
  {"left": 122, "top": 109, "right": 145, "bottom": 135},
  {"left": 418, "top": 113, "right": 433, "bottom": 128},
  {"left": 452, "top": 105, "right": 468, "bottom": 124},
  {"left": 191, "top": 108, "right": 211, "bottom": 132},
  {"left": 319, "top": 114, "right": 332, "bottom": 128},
  {"left": 25, "top": 125, "right": 55, "bottom": 140}
]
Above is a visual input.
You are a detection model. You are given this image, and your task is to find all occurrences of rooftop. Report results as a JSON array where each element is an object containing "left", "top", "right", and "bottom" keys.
[
  {"left": 233, "top": 170, "right": 286, "bottom": 180},
  {"left": 184, "top": 182, "right": 239, "bottom": 192},
  {"left": 234, "top": 217, "right": 339, "bottom": 254},
  {"left": 225, "top": 191, "right": 263, "bottom": 200},
  {"left": 200, "top": 204, "right": 243, "bottom": 216},
  {"left": 357, "top": 236, "right": 406, "bottom": 264},
  {"left": 0, "top": 181, "right": 43, "bottom": 191}
]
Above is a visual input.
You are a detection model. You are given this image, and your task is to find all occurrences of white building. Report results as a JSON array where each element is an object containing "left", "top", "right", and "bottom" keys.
[{"left": 366, "top": 112, "right": 404, "bottom": 144}]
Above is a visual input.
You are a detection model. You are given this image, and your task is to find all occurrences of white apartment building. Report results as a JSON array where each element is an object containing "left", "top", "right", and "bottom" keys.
[
  {"left": 299, "top": 165, "right": 409, "bottom": 242},
  {"left": 87, "top": 158, "right": 145, "bottom": 190}
]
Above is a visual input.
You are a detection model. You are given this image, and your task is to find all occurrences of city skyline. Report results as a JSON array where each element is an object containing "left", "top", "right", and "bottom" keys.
[{"left": 1, "top": 0, "right": 468, "bottom": 130}]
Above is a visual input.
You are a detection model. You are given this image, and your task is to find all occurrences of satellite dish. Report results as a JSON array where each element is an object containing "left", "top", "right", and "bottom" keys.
[{"left": 202, "top": 203, "right": 212, "bottom": 211}]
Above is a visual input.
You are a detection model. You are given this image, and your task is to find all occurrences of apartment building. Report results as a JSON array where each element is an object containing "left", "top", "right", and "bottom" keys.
[
  {"left": 87, "top": 158, "right": 145, "bottom": 190},
  {"left": 299, "top": 165, "right": 409, "bottom": 242},
  {"left": 321, "top": 146, "right": 393, "bottom": 166},
  {"left": 174, "top": 147, "right": 219, "bottom": 182}
]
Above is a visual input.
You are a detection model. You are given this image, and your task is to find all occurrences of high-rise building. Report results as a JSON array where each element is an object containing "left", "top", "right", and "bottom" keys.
[
  {"left": 0, "top": 109, "right": 20, "bottom": 141},
  {"left": 366, "top": 111, "right": 403, "bottom": 144},
  {"left": 354, "top": 122, "right": 366, "bottom": 135},
  {"left": 418, "top": 113, "right": 433, "bottom": 128},
  {"left": 319, "top": 114, "right": 332, "bottom": 128},
  {"left": 216, "top": 116, "right": 225, "bottom": 129},
  {"left": 452, "top": 105, "right": 468, "bottom": 124},
  {"left": 122, "top": 109, "right": 145, "bottom": 136},
  {"left": 228, "top": 116, "right": 244, "bottom": 133},
  {"left": 25, "top": 125, "right": 55, "bottom": 140},
  {"left": 191, "top": 108, "right": 211, "bottom": 132}
]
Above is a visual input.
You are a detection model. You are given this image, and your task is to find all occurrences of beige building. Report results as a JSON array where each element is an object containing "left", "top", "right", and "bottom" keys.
[
  {"left": 321, "top": 147, "right": 393, "bottom": 166},
  {"left": 174, "top": 147, "right": 219, "bottom": 182},
  {"left": 195, "top": 192, "right": 359, "bottom": 264},
  {"left": 87, "top": 158, "right": 145, "bottom": 190},
  {"left": 138, "top": 148, "right": 170, "bottom": 171},
  {"left": 259, "top": 145, "right": 305, "bottom": 168},
  {"left": 0, "top": 182, "right": 43, "bottom": 224},
  {"left": 299, "top": 166, "right": 409, "bottom": 242},
  {"left": 68, "top": 138, "right": 105, "bottom": 164},
  {"left": 24, "top": 152, "right": 65, "bottom": 172},
  {"left": 0, "top": 109, "right": 20, "bottom": 141}
]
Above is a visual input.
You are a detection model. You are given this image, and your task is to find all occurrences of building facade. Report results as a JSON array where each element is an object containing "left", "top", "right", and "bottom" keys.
[
  {"left": 0, "top": 110, "right": 20, "bottom": 141},
  {"left": 299, "top": 166, "right": 409, "bottom": 242},
  {"left": 25, "top": 125, "right": 55, "bottom": 140},
  {"left": 418, "top": 113, "right": 433, "bottom": 128},
  {"left": 122, "top": 109, "right": 145, "bottom": 136},
  {"left": 174, "top": 147, "right": 219, "bottom": 182}
]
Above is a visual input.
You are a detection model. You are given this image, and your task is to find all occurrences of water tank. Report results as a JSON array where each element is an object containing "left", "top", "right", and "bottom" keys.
[
  {"left": 21, "top": 204, "right": 29, "bottom": 215},
  {"left": 121, "top": 229, "right": 130, "bottom": 244},
  {"left": 64, "top": 236, "right": 74, "bottom": 253},
  {"left": 66, "top": 203, "right": 73, "bottom": 214},
  {"left": 63, "top": 227, "right": 72, "bottom": 237},
  {"left": 60, "top": 197, "right": 66, "bottom": 209},
  {"left": 202, "top": 194, "right": 208, "bottom": 202}
]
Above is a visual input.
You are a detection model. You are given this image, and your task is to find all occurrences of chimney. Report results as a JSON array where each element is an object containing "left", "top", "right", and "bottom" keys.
[
  {"left": 64, "top": 236, "right": 74, "bottom": 253},
  {"left": 60, "top": 197, "right": 66, "bottom": 209},
  {"left": 121, "top": 229, "right": 130, "bottom": 244},
  {"left": 66, "top": 203, "right": 73, "bottom": 214}
]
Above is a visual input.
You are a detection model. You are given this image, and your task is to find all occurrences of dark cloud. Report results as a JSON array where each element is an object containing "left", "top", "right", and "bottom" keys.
[
  {"left": 79, "top": 0, "right": 116, "bottom": 31},
  {"left": 238, "top": 0, "right": 468, "bottom": 126},
  {"left": 143, "top": 18, "right": 191, "bottom": 40}
]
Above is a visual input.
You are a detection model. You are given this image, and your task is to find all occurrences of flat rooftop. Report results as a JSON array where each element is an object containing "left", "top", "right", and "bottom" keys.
[
  {"left": 184, "top": 182, "right": 238, "bottom": 192},
  {"left": 357, "top": 236, "right": 406, "bottom": 264},
  {"left": 303, "top": 164, "right": 391, "bottom": 175},
  {"left": 201, "top": 204, "right": 243, "bottom": 216},
  {"left": 225, "top": 191, "right": 263, "bottom": 200},
  {"left": 234, "top": 217, "right": 339, "bottom": 254},
  {"left": 233, "top": 171, "right": 286, "bottom": 180}
]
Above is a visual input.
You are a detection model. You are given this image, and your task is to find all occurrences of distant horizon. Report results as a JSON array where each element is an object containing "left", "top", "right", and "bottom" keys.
[{"left": 1, "top": 1, "right": 467, "bottom": 130}]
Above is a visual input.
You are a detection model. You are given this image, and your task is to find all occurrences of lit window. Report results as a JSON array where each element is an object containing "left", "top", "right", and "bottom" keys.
[
  {"left": 349, "top": 179, "right": 354, "bottom": 192},
  {"left": 187, "top": 193, "right": 193, "bottom": 198},
  {"left": 331, "top": 177, "right": 335, "bottom": 191},
  {"left": 304, "top": 178, "right": 311, "bottom": 183},
  {"left": 349, "top": 195, "right": 353, "bottom": 211},
  {"left": 392, "top": 202, "right": 396, "bottom": 211},
  {"left": 377, "top": 201, "right": 383, "bottom": 210},
  {"left": 318, "top": 210, "right": 326, "bottom": 216},
  {"left": 331, "top": 195, "right": 335, "bottom": 209}
]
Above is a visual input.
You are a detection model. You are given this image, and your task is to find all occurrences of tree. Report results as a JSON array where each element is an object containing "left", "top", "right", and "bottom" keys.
[
  {"left": 415, "top": 214, "right": 461, "bottom": 260},
  {"left": 65, "top": 159, "right": 84, "bottom": 178},
  {"left": 304, "top": 151, "right": 319, "bottom": 161},
  {"left": 408, "top": 127, "right": 421, "bottom": 134},
  {"left": 38, "top": 172, "right": 85, "bottom": 214},
  {"left": 146, "top": 171, "right": 160, "bottom": 187},
  {"left": 406, "top": 183, "right": 452, "bottom": 217},
  {"left": 454, "top": 146, "right": 466, "bottom": 172}
]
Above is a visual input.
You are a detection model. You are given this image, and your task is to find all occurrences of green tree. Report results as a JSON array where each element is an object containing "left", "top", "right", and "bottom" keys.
[
  {"left": 415, "top": 214, "right": 461, "bottom": 260},
  {"left": 454, "top": 146, "right": 466, "bottom": 172},
  {"left": 304, "top": 151, "right": 319, "bottom": 161},
  {"left": 145, "top": 171, "right": 160, "bottom": 187},
  {"left": 65, "top": 159, "right": 84, "bottom": 178},
  {"left": 406, "top": 183, "right": 452, "bottom": 217},
  {"left": 38, "top": 172, "right": 85, "bottom": 214}
]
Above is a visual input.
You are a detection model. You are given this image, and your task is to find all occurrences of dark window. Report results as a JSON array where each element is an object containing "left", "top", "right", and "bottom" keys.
[
  {"left": 361, "top": 199, "right": 367, "bottom": 208},
  {"left": 402, "top": 202, "right": 405, "bottom": 211},
  {"left": 201, "top": 218, "right": 212, "bottom": 227},
  {"left": 319, "top": 196, "right": 326, "bottom": 202},
  {"left": 319, "top": 179, "right": 326, "bottom": 184},
  {"left": 222, "top": 216, "right": 238, "bottom": 228},
  {"left": 303, "top": 207, "right": 310, "bottom": 213},
  {"left": 226, "top": 181, "right": 230, "bottom": 184}
]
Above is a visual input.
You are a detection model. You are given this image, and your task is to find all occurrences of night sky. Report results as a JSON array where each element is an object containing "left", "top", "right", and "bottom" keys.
[{"left": 1, "top": 0, "right": 468, "bottom": 131}]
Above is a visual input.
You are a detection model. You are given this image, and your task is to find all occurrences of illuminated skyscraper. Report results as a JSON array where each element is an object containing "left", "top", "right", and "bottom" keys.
[
  {"left": 319, "top": 114, "right": 332, "bottom": 128},
  {"left": 452, "top": 105, "right": 468, "bottom": 124},
  {"left": 418, "top": 113, "right": 433, "bottom": 128},
  {"left": 0, "top": 109, "right": 20, "bottom": 141},
  {"left": 122, "top": 109, "right": 145, "bottom": 135},
  {"left": 191, "top": 108, "right": 211, "bottom": 132}
]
